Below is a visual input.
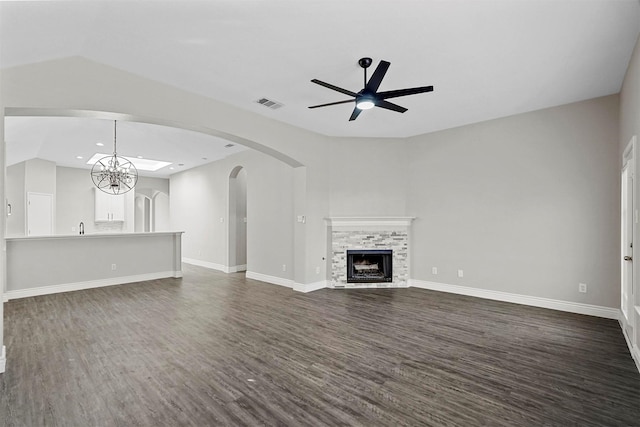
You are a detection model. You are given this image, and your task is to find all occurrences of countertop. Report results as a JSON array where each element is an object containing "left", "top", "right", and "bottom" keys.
[{"left": 6, "top": 231, "right": 185, "bottom": 241}]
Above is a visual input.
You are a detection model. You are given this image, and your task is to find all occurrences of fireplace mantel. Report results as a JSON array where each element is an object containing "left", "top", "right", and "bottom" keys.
[{"left": 325, "top": 217, "right": 415, "bottom": 227}]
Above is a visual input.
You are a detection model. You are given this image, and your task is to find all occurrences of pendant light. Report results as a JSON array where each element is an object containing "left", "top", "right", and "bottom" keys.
[{"left": 91, "top": 120, "right": 138, "bottom": 195}]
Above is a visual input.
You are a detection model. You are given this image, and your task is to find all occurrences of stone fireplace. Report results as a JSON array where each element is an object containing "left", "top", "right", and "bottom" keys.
[{"left": 325, "top": 217, "right": 414, "bottom": 289}]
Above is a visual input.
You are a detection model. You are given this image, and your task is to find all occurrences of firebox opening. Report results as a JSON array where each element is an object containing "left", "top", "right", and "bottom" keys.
[{"left": 347, "top": 249, "right": 393, "bottom": 283}]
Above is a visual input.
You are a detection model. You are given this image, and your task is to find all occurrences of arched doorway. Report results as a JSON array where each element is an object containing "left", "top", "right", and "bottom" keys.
[
  {"left": 152, "top": 192, "right": 170, "bottom": 231},
  {"left": 135, "top": 189, "right": 169, "bottom": 232},
  {"left": 228, "top": 166, "right": 247, "bottom": 272}
]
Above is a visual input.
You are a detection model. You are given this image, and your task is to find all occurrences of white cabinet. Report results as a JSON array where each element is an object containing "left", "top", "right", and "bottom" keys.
[{"left": 94, "top": 189, "right": 125, "bottom": 222}]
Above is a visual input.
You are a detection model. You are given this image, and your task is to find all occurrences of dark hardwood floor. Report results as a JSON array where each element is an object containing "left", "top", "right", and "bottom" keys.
[{"left": 1, "top": 263, "right": 639, "bottom": 426}]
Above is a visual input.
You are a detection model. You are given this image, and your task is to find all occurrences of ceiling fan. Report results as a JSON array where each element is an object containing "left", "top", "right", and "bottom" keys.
[{"left": 308, "top": 57, "right": 434, "bottom": 121}]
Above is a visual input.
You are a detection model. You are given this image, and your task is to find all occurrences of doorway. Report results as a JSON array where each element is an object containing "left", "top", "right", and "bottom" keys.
[
  {"left": 228, "top": 166, "right": 247, "bottom": 272},
  {"left": 134, "top": 191, "right": 169, "bottom": 232},
  {"left": 622, "top": 136, "right": 635, "bottom": 346}
]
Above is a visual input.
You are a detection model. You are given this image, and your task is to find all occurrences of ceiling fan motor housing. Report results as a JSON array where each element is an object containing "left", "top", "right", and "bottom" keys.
[{"left": 358, "top": 57, "right": 373, "bottom": 69}]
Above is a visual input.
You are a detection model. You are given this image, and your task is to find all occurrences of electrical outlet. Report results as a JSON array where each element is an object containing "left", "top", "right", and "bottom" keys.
[
  {"left": 282, "top": 264, "right": 286, "bottom": 272},
  {"left": 432, "top": 267, "right": 438, "bottom": 275},
  {"left": 457, "top": 269, "right": 464, "bottom": 278},
  {"left": 579, "top": 283, "right": 587, "bottom": 293},
  {"left": 111, "top": 264, "right": 117, "bottom": 271}
]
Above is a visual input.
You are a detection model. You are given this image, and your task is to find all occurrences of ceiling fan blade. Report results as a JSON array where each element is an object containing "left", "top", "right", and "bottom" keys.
[
  {"left": 308, "top": 99, "right": 355, "bottom": 109},
  {"left": 311, "top": 79, "right": 358, "bottom": 97},
  {"left": 365, "top": 60, "right": 390, "bottom": 93},
  {"left": 375, "top": 99, "right": 408, "bottom": 113},
  {"left": 349, "top": 107, "right": 363, "bottom": 121},
  {"left": 377, "top": 85, "right": 434, "bottom": 100}
]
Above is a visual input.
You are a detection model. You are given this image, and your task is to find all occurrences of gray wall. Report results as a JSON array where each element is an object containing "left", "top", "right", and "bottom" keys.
[
  {"left": 620, "top": 30, "right": 640, "bottom": 158},
  {"left": 24, "top": 158, "right": 56, "bottom": 196},
  {"left": 154, "top": 192, "right": 170, "bottom": 231},
  {"left": 137, "top": 175, "right": 169, "bottom": 195},
  {"left": 6, "top": 162, "right": 25, "bottom": 237},
  {"left": 55, "top": 166, "right": 138, "bottom": 234},
  {"left": 0, "top": 56, "right": 625, "bottom": 310},
  {"left": 6, "top": 159, "right": 57, "bottom": 236},
  {"left": 327, "top": 137, "right": 409, "bottom": 216},
  {"left": 234, "top": 168, "right": 247, "bottom": 266},
  {"left": 407, "top": 95, "right": 620, "bottom": 307},
  {"left": 56, "top": 166, "right": 97, "bottom": 234},
  {"left": 171, "top": 149, "right": 293, "bottom": 279},
  {"left": 25, "top": 158, "right": 56, "bottom": 235}
]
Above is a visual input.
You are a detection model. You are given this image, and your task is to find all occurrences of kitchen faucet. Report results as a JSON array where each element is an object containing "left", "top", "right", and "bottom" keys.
[{"left": 79, "top": 221, "right": 84, "bottom": 235}]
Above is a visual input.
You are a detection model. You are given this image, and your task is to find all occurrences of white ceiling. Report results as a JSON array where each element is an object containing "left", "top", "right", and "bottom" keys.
[
  {"left": 4, "top": 117, "right": 248, "bottom": 178},
  {"left": 1, "top": 1, "right": 639, "bottom": 168}
]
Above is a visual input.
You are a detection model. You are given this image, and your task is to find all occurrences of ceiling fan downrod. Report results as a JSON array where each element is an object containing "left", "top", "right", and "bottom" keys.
[{"left": 358, "top": 57, "right": 373, "bottom": 87}]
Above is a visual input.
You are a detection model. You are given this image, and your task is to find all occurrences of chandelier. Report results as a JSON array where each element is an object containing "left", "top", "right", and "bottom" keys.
[{"left": 91, "top": 120, "right": 138, "bottom": 195}]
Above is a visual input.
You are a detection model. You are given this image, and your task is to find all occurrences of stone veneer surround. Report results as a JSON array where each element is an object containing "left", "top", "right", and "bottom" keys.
[{"left": 325, "top": 217, "right": 414, "bottom": 289}]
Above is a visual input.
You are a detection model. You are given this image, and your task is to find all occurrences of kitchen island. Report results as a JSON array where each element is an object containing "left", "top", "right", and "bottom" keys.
[{"left": 4, "top": 231, "right": 183, "bottom": 300}]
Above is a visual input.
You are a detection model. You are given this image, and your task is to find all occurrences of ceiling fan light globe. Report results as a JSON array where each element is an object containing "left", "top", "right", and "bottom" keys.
[{"left": 356, "top": 100, "right": 375, "bottom": 110}]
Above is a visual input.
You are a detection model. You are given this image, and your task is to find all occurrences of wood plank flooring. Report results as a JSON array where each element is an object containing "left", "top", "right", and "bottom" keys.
[{"left": 1, "top": 263, "right": 639, "bottom": 426}]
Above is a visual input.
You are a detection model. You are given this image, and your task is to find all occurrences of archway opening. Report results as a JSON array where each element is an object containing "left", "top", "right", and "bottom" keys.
[
  {"left": 228, "top": 166, "right": 247, "bottom": 273},
  {"left": 135, "top": 190, "right": 169, "bottom": 232}
]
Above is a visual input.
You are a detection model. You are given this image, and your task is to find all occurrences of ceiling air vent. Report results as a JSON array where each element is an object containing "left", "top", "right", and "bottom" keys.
[
  {"left": 224, "top": 143, "right": 235, "bottom": 148},
  {"left": 256, "top": 97, "right": 283, "bottom": 110}
]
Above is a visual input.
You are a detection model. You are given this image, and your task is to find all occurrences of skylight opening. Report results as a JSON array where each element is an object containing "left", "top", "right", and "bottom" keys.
[{"left": 86, "top": 153, "right": 172, "bottom": 171}]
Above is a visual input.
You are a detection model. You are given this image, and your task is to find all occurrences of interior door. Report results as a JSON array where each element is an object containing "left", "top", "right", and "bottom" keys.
[{"left": 27, "top": 192, "right": 53, "bottom": 236}]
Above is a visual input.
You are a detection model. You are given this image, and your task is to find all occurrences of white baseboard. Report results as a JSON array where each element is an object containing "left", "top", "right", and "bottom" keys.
[
  {"left": 228, "top": 264, "right": 247, "bottom": 273},
  {"left": 409, "top": 279, "right": 619, "bottom": 319},
  {"left": 182, "top": 259, "right": 322, "bottom": 292},
  {"left": 0, "top": 345, "right": 5, "bottom": 374},
  {"left": 293, "top": 280, "right": 327, "bottom": 293},
  {"left": 620, "top": 318, "right": 640, "bottom": 373},
  {"left": 632, "top": 346, "right": 640, "bottom": 374},
  {"left": 246, "top": 271, "right": 294, "bottom": 289},
  {"left": 3, "top": 271, "right": 180, "bottom": 301},
  {"left": 182, "top": 257, "right": 229, "bottom": 273}
]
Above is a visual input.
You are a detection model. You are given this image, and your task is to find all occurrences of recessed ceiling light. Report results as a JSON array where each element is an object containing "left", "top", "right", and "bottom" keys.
[
  {"left": 169, "top": 167, "right": 175, "bottom": 170},
  {"left": 202, "top": 157, "right": 208, "bottom": 160},
  {"left": 96, "top": 142, "right": 104, "bottom": 147},
  {"left": 137, "top": 156, "right": 143, "bottom": 159},
  {"left": 86, "top": 153, "right": 172, "bottom": 172},
  {"left": 178, "top": 163, "right": 184, "bottom": 166},
  {"left": 76, "top": 156, "right": 83, "bottom": 159}
]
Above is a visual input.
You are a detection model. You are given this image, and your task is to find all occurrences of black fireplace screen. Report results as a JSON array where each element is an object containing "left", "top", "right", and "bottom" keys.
[{"left": 346, "top": 249, "right": 393, "bottom": 283}]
